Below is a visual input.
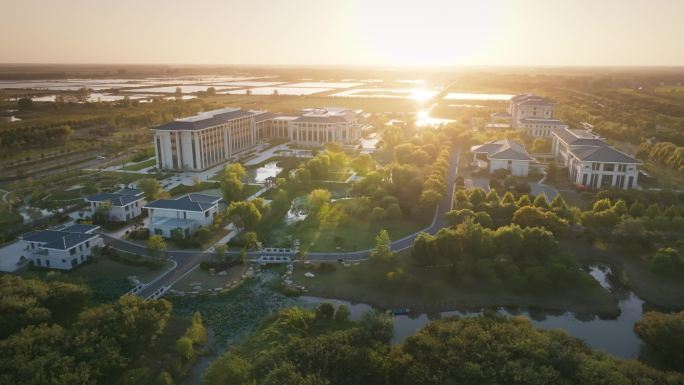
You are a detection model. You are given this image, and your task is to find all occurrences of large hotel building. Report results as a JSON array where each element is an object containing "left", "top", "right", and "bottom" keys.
[{"left": 153, "top": 107, "right": 362, "bottom": 171}]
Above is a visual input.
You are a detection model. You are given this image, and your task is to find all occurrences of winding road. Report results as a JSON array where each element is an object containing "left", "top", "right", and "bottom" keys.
[{"left": 105, "top": 147, "right": 460, "bottom": 298}]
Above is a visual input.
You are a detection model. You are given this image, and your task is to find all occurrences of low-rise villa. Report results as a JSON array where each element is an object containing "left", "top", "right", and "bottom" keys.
[
  {"left": 85, "top": 188, "right": 145, "bottom": 222},
  {"left": 20, "top": 224, "right": 103, "bottom": 270},
  {"left": 144, "top": 193, "right": 222, "bottom": 238},
  {"left": 471, "top": 139, "right": 534, "bottom": 177},
  {"left": 552, "top": 127, "right": 641, "bottom": 189}
]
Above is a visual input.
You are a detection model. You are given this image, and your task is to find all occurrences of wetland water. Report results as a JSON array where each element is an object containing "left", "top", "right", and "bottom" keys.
[
  {"left": 300, "top": 266, "right": 645, "bottom": 358},
  {"left": 180, "top": 266, "right": 646, "bottom": 384}
]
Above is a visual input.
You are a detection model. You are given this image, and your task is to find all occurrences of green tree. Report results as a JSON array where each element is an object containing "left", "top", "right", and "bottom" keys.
[
  {"left": 262, "top": 362, "right": 328, "bottom": 385},
  {"left": 147, "top": 235, "right": 167, "bottom": 258},
  {"left": 635, "top": 310, "right": 684, "bottom": 371},
  {"left": 227, "top": 201, "right": 262, "bottom": 229},
  {"left": 175, "top": 337, "right": 194, "bottom": 361},
  {"left": 220, "top": 173, "right": 244, "bottom": 203},
  {"left": 533, "top": 193, "right": 550, "bottom": 209},
  {"left": 203, "top": 354, "right": 253, "bottom": 385},
  {"left": 17, "top": 97, "right": 33, "bottom": 110},
  {"left": 350, "top": 154, "right": 376, "bottom": 175},
  {"left": 138, "top": 178, "right": 165, "bottom": 201},
  {"left": 369, "top": 206, "right": 387, "bottom": 222},
  {"left": 334, "top": 304, "right": 350, "bottom": 322},
  {"left": 315, "top": 302, "right": 335, "bottom": 320},
  {"left": 370, "top": 229, "right": 394, "bottom": 263},
  {"left": 307, "top": 188, "right": 331, "bottom": 213},
  {"left": 243, "top": 231, "right": 258, "bottom": 249}
]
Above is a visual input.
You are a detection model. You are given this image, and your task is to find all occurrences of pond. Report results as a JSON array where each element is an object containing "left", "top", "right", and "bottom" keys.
[
  {"left": 223, "top": 86, "right": 333, "bottom": 95},
  {"left": 332, "top": 88, "right": 438, "bottom": 101},
  {"left": 360, "top": 133, "right": 379, "bottom": 151},
  {"left": 299, "top": 266, "right": 647, "bottom": 359},
  {"left": 415, "top": 109, "right": 456, "bottom": 127},
  {"left": 253, "top": 161, "right": 282, "bottom": 183}
]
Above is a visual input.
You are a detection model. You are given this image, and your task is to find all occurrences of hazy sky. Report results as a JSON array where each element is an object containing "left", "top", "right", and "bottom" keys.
[{"left": 2, "top": 0, "right": 683, "bottom": 66}]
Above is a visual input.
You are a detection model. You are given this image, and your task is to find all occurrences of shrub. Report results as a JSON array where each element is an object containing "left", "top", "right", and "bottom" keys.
[{"left": 129, "top": 227, "right": 150, "bottom": 240}]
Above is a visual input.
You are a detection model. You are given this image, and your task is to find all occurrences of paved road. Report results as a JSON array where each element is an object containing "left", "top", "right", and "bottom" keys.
[{"left": 105, "top": 146, "right": 460, "bottom": 298}]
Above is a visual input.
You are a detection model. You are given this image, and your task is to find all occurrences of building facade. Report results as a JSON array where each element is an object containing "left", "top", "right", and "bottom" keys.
[
  {"left": 85, "top": 188, "right": 145, "bottom": 222},
  {"left": 552, "top": 127, "right": 640, "bottom": 189},
  {"left": 144, "top": 193, "right": 221, "bottom": 238},
  {"left": 20, "top": 224, "right": 103, "bottom": 270},
  {"left": 152, "top": 107, "right": 363, "bottom": 171},
  {"left": 499, "top": 94, "right": 568, "bottom": 138},
  {"left": 471, "top": 139, "right": 534, "bottom": 177},
  {"left": 289, "top": 108, "right": 362, "bottom": 145}
]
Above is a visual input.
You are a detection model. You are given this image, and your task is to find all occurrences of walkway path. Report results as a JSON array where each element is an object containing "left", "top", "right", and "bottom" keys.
[{"left": 108, "top": 146, "right": 461, "bottom": 298}]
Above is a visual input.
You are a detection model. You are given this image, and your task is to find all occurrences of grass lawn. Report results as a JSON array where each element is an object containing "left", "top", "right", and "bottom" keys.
[
  {"left": 292, "top": 254, "right": 619, "bottom": 316},
  {"left": 121, "top": 157, "right": 156, "bottom": 171},
  {"left": 18, "top": 256, "right": 173, "bottom": 302},
  {"left": 169, "top": 181, "right": 220, "bottom": 196},
  {"left": 289, "top": 200, "right": 429, "bottom": 252},
  {"left": 0, "top": 211, "right": 23, "bottom": 228},
  {"left": 561, "top": 239, "right": 684, "bottom": 309},
  {"left": 173, "top": 264, "right": 248, "bottom": 292}
]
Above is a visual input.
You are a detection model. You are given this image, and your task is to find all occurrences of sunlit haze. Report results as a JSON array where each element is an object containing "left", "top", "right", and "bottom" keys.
[{"left": 3, "top": 0, "right": 683, "bottom": 66}]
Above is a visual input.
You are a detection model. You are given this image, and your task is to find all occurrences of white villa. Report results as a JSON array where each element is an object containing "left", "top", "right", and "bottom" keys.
[
  {"left": 471, "top": 139, "right": 534, "bottom": 177},
  {"left": 144, "top": 193, "right": 222, "bottom": 238},
  {"left": 488, "top": 94, "right": 568, "bottom": 137},
  {"left": 20, "top": 224, "right": 103, "bottom": 270},
  {"left": 552, "top": 127, "right": 641, "bottom": 189},
  {"left": 152, "top": 107, "right": 363, "bottom": 171},
  {"left": 85, "top": 188, "right": 145, "bottom": 222}
]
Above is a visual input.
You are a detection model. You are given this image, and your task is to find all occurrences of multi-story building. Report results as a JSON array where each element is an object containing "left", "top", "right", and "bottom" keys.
[
  {"left": 85, "top": 188, "right": 145, "bottom": 222},
  {"left": 510, "top": 94, "right": 556, "bottom": 128},
  {"left": 144, "top": 193, "right": 222, "bottom": 238},
  {"left": 517, "top": 118, "right": 569, "bottom": 138},
  {"left": 501, "top": 94, "right": 568, "bottom": 137},
  {"left": 552, "top": 127, "right": 640, "bottom": 189},
  {"left": 20, "top": 224, "right": 103, "bottom": 270},
  {"left": 289, "top": 107, "right": 362, "bottom": 145},
  {"left": 152, "top": 107, "right": 363, "bottom": 171}
]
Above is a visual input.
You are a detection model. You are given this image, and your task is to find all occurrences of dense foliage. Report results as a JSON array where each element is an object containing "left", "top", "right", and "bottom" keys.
[
  {"left": 635, "top": 310, "right": 684, "bottom": 372},
  {"left": 204, "top": 307, "right": 683, "bottom": 385},
  {"left": 0, "top": 275, "right": 204, "bottom": 385}
]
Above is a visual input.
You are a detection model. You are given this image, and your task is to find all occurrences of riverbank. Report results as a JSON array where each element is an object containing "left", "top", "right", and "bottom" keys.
[
  {"left": 562, "top": 239, "right": 684, "bottom": 310},
  {"left": 291, "top": 257, "right": 620, "bottom": 317}
]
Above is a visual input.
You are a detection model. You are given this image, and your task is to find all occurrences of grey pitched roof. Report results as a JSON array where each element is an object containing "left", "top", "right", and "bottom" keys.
[
  {"left": 21, "top": 225, "right": 100, "bottom": 250},
  {"left": 519, "top": 118, "right": 567, "bottom": 126},
  {"left": 153, "top": 108, "right": 256, "bottom": 131},
  {"left": 44, "top": 233, "right": 98, "bottom": 250},
  {"left": 117, "top": 188, "right": 143, "bottom": 196},
  {"left": 471, "top": 139, "right": 533, "bottom": 161},
  {"left": 145, "top": 193, "right": 221, "bottom": 212},
  {"left": 60, "top": 224, "right": 99, "bottom": 234},
  {"left": 491, "top": 112, "right": 512, "bottom": 118},
  {"left": 22, "top": 230, "right": 71, "bottom": 244},
  {"left": 552, "top": 127, "right": 601, "bottom": 145},
  {"left": 569, "top": 145, "right": 640, "bottom": 163},
  {"left": 85, "top": 192, "right": 142, "bottom": 206},
  {"left": 512, "top": 94, "right": 555, "bottom": 106},
  {"left": 253, "top": 111, "right": 276, "bottom": 123}
]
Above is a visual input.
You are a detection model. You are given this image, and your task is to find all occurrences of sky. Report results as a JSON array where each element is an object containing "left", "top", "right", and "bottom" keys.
[{"left": 1, "top": 0, "right": 683, "bottom": 66}]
